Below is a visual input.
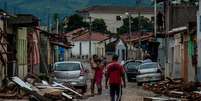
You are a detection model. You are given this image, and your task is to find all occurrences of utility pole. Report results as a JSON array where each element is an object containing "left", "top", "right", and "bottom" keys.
[
  {"left": 164, "top": 0, "right": 170, "bottom": 78},
  {"left": 129, "top": 14, "right": 132, "bottom": 59},
  {"left": 138, "top": 11, "right": 142, "bottom": 60},
  {"left": 89, "top": 16, "right": 92, "bottom": 59},
  {"left": 154, "top": 0, "right": 157, "bottom": 39},
  {"left": 125, "top": 12, "right": 132, "bottom": 59}
]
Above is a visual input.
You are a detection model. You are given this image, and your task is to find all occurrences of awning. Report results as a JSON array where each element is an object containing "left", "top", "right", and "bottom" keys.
[
  {"left": 168, "top": 26, "right": 188, "bottom": 35},
  {"left": 50, "top": 41, "right": 73, "bottom": 49}
]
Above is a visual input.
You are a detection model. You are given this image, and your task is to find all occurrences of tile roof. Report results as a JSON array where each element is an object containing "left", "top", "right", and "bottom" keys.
[
  {"left": 121, "top": 32, "right": 153, "bottom": 42},
  {"left": 8, "top": 14, "right": 39, "bottom": 26},
  {"left": 73, "top": 32, "right": 109, "bottom": 41},
  {"left": 78, "top": 5, "right": 154, "bottom": 14}
]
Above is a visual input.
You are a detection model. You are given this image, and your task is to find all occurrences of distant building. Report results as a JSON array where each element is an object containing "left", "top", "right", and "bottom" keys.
[
  {"left": 68, "top": 30, "right": 109, "bottom": 58},
  {"left": 77, "top": 5, "right": 154, "bottom": 33}
]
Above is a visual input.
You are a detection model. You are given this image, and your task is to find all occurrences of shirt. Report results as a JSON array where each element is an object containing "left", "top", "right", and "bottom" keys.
[{"left": 107, "top": 62, "right": 124, "bottom": 86}]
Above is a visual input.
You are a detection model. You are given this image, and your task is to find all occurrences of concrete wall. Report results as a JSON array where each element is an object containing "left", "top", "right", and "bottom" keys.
[
  {"left": 0, "top": 20, "right": 5, "bottom": 87},
  {"left": 115, "top": 40, "right": 126, "bottom": 62},
  {"left": 86, "top": 13, "right": 153, "bottom": 33},
  {"left": 157, "top": 38, "right": 166, "bottom": 69},
  {"left": 197, "top": 1, "right": 201, "bottom": 81},
  {"left": 71, "top": 41, "right": 98, "bottom": 57},
  {"left": 169, "top": 4, "right": 197, "bottom": 29},
  {"left": 95, "top": 42, "right": 106, "bottom": 57},
  {"left": 17, "top": 27, "right": 28, "bottom": 78}
]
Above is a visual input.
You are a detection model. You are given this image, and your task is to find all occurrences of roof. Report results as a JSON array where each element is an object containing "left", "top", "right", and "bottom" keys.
[
  {"left": 54, "top": 61, "right": 82, "bottom": 64},
  {"left": 78, "top": 5, "right": 154, "bottom": 14},
  {"left": 49, "top": 41, "right": 72, "bottom": 49},
  {"left": 8, "top": 14, "right": 39, "bottom": 26},
  {"left": 121, "top": 32, "right": 154, "bottom": 43},
  {"left": 168, "top": 26, "right": 187, "bottom": 34},
  {"left": 73, "top": 32, "right": 109, "bottom": 41},
  {"left": 63, "top": 28, "right": 86, "bottom": 37}
]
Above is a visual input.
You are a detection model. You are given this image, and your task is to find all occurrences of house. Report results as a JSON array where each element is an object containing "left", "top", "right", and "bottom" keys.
[
  {"left": 69, "top": 31, "right": 109, "bottom": 59},
  {"left": 0, "top": 9, "right": 9, "bottom": 86},
  {"left": 105, "top": 39, "right": 127, "bottom": 62},
  {"left": 120, "top": 32, "right": 155, "bottom": 60},
  {"left": 7, "top": 14, "right": 40, "bottom": 78},
  {"left": 35, "top": 27, "right": 73, "bottom": 72},
  {"left": 161, "top": 3, "right": 197, "bottom": 82},
  {"left": 77, "top": 5, "right": 154, "bottom": 33}
]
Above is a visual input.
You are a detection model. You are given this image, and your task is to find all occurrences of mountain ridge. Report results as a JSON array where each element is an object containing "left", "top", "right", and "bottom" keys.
[{"left": 0, "top": 0, "right": 152, "bottom": 24}]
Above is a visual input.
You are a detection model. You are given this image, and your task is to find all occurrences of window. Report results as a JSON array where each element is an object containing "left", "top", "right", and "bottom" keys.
[
  {"left": 124, "top": 61, "right": 142, "bottom": 69},
  {"left": 54, "top": 63, "right": 80, "bottom": 71},
  {"left": 139, "top": 63, "right": 158, "bottom": 69},
  {"left": 116, "top": 16, "right": 121, "bottom": 21}
]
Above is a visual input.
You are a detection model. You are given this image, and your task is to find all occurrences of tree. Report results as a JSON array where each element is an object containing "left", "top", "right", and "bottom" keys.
[
  {"left": 117, "top": 16, "right": 154, "bottom": 34},
  {"left": 92, "top": 18, "right": 107, "bottom": 33},
  {"left": 64, "top": 14, "right": 88, "bottom": 32},
  {"left": 52, "top": 13, "right": 63, "bottom": 33}
]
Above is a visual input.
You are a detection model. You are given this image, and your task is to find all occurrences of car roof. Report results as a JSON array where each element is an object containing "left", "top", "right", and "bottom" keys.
[
  {"left": 125, "top": 60, "right": 143, "bottom": 63},
  {"left": 140, "top": 62, "right": 158, "bottom": 65},
  {"left": 54, "top": 61, "right": 82, "bottom": 64}
]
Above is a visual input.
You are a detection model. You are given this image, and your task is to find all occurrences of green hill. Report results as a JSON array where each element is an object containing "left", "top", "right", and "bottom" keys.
[{"left": 0, "top": 0, "right": 152, "bottom": 24}]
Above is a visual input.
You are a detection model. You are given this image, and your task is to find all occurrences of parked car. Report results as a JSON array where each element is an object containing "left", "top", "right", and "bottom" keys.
[
  {"left": 123, "top": 60, "right": 142, "bottom": 82},
  {"left": 53, "top": 61, "right": 88, "bottom": 93},
  {"left": 136, "top": 62, "right": 164, "bottom": 86}
]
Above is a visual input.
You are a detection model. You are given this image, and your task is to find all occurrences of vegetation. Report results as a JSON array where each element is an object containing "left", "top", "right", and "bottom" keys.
[
  {"left": 92, "top": 18, "right": 107, "bottom": 33},
  {"left": 117, "top": 16, "right": 154, "bottom": 34},
  {"left": 64, "top": 14, "right": 111, "bottom": 34}
]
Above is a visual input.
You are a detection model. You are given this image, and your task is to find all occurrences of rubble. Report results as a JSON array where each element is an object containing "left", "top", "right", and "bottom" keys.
[
  {"left": 143, "top": 78, "right": 201, "bottom": 101},
  {"left": 0, "top": 75, "right": 83, "bottom": 101}
]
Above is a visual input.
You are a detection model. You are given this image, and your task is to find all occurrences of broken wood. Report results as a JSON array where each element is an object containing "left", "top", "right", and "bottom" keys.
[{"left": 52, "top": 81, "right": 82, "bottom": 97}]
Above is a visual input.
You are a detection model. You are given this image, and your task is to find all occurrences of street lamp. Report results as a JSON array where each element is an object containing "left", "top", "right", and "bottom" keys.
[{"left": 154, "top": 0, "right": 157, "bottom": 39}]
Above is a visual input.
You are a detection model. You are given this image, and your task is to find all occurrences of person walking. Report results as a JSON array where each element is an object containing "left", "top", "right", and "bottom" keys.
[
  {"left": 105, "top": 54, "right": 126, "bottom": 101},
  {"left": 95, "top": 58, "right": 104, "bottom": 95},
  {"left": 89, "top": 55, "right": 98, "bottom": 96}
]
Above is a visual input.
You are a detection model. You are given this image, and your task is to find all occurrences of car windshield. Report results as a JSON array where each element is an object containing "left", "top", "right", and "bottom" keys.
[
  {"left": 54, "top": 63, "right": 80, "bottom": 71},
  {"left": 139, "top": 63, "right": 158, "bottom": 69},
  {"left": 125, "top": 61, "right": 141, "bottom": 69}
]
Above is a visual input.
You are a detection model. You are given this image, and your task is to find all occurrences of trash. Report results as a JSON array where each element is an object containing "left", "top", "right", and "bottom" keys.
[
  {"left": 144, "top": 97, "right": 177, "bottom": 101},
  {"left": 42, "top": 80, "right": 49, "bottom": 86},
  {"left": 143, "top": 78, "right": 201, "bottom": 100},
  {"left": 0, "top": 75, "right": 84, "bottom": 101},
  {"left": 52, "top": 81, "right": 82, "bottom": 97},
  {"left": 62, "top": 92, "right": 73, "bottom": 99},
  {"left": 11, "top": 76, "right": 33, "bottom": 91}
]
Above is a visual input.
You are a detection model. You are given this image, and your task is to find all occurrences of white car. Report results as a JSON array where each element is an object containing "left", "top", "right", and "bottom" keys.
[
  {"left": 53, "top": 61, "right": 88, "bottom": 93},
  {"left": 136, "top": 62, "right": 164, "bottom": 86}
]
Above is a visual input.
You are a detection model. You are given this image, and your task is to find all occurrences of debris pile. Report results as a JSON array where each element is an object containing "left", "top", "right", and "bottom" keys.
[
  {"left": 0, "top": 74, "right": 83, "bottom": 101},
  {"left": 143, "top": 78, "right": 201, "bottom": 100}
]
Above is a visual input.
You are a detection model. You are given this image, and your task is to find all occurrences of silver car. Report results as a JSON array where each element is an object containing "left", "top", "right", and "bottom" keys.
[
  {"left": 53, "top": 61, "right": 88, "bottom": 93},
  {"left": 136, "top": 62, "right": 164, "bottom": 86}
]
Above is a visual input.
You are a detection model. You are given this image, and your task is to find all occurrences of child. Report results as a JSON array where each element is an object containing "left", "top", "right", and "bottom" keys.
[{"left": 95, "top": 59, "right": 104, "bottom": 95}]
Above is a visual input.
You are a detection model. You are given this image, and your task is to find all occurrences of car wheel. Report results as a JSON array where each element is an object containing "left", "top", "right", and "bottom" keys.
[
  {"left": 81, "top": 85, "right": 87, "bottom": 94},
  {"left": 137, "top": 82, "right": 142, "bottom": 86}
]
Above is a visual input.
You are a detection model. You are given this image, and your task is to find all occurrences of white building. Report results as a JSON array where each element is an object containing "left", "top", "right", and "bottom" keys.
[
  {"left": 71, "top": 32, "right": 109, "bottom": 58},
  {"left": 78, "top": 5, "right": 154, "bottom": 33}
]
